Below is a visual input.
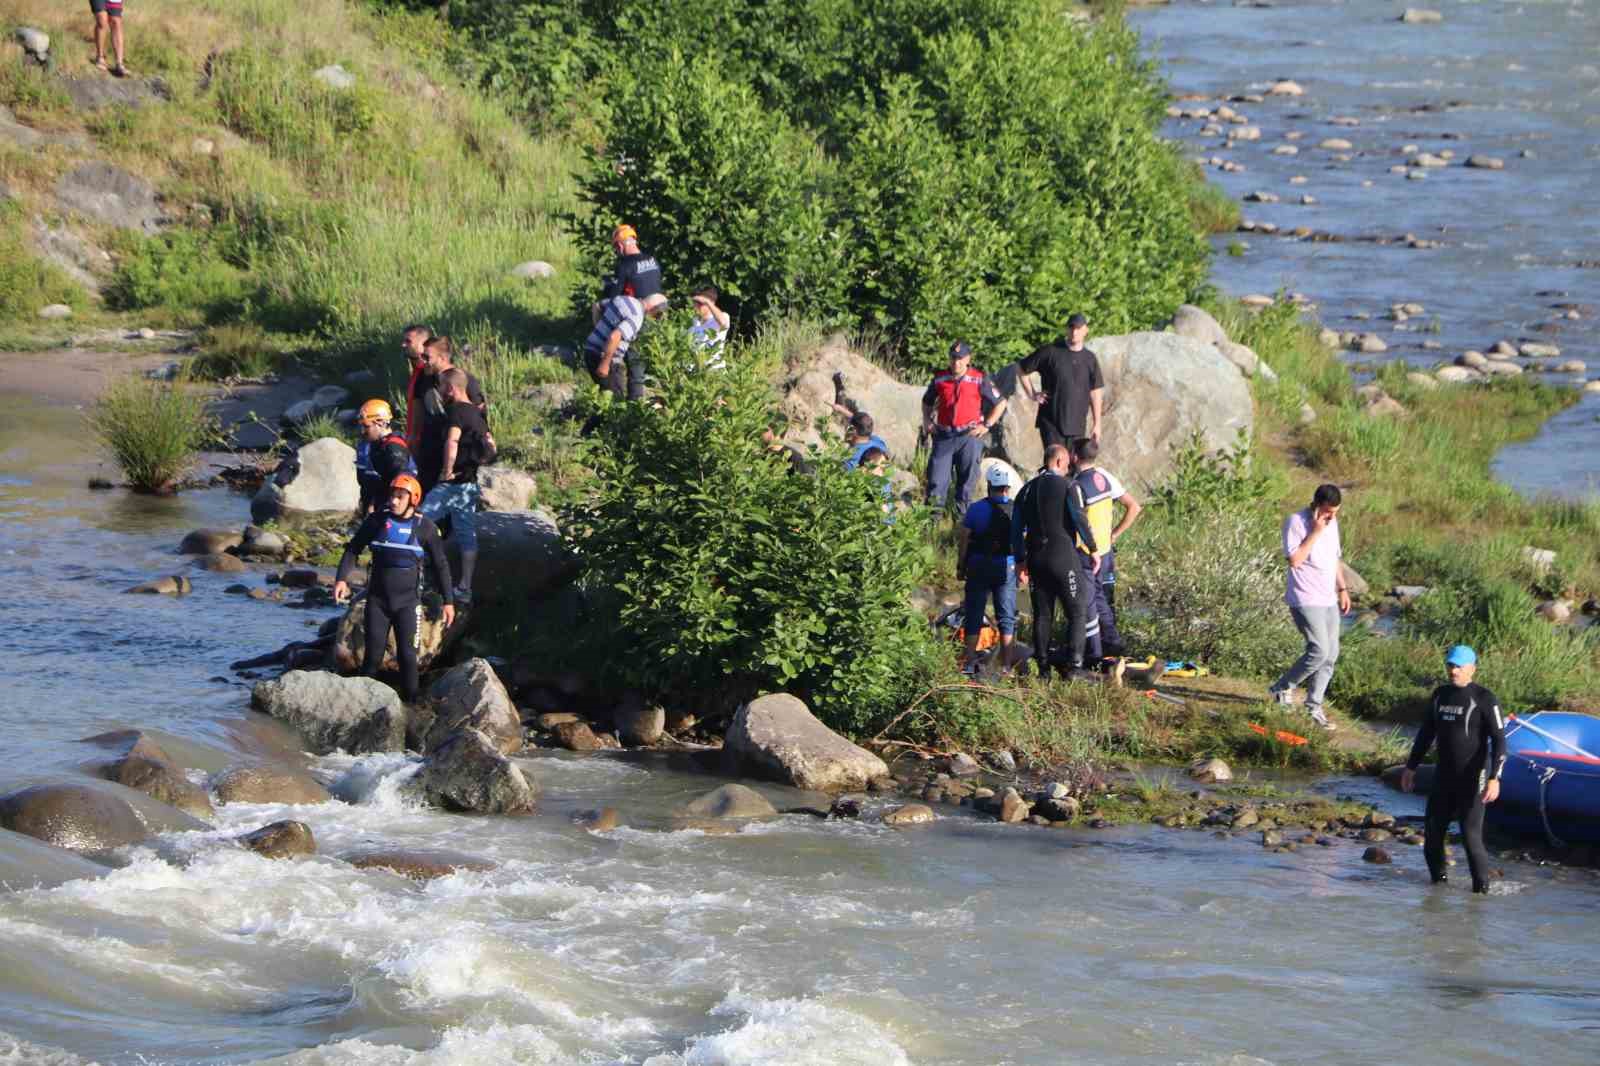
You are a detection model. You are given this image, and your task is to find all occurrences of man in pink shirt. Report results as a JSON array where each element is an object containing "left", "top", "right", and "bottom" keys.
[{"left": 1269, "top": 483, "right": 1351, "bottom": 730}]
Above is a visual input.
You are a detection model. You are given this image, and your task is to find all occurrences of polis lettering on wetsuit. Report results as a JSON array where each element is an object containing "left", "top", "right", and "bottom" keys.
[
  {"left": 1406, "top": 680, "right": 1507, "bottom": 893},
  {"left": 1011, "top": 471, "right": 1097, "bottom": 676},
  {"left": 336, "top": 510, "right": 454, "bottom": 702},
  {"left": 604, "top": 253, "right": 663, "bottom": 303}
]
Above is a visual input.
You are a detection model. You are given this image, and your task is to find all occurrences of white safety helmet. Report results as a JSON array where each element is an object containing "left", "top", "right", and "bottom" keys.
[{"left": 985, "top": 465, "right": 1016, "bottom": 490}]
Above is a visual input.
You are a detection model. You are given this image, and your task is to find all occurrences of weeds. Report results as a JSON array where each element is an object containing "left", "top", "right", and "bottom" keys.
[{"left": 90, "top": 376, "right": 216, "bottom": 492}]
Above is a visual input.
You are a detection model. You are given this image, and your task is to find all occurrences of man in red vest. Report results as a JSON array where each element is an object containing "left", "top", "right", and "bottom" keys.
[{"left": 921, "top": 341, "right": 1007, "bottom": 520}]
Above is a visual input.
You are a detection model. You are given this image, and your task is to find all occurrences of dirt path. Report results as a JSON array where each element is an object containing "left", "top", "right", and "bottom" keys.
[{"left": 0, "top": 348, "right": 175, "bottom": 406}]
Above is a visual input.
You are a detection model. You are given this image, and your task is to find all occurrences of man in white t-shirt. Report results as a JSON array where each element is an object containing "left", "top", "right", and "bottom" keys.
[{"left": 1269, "top": 483, "right": 1351, "bottom": 730}]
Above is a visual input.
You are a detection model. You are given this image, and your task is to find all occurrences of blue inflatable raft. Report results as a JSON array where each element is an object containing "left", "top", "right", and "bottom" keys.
[{"left": 1490, "top": 711, "right": 1600, "bottom": 845}]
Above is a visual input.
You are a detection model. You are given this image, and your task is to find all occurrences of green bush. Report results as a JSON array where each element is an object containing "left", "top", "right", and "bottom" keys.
[
  {"left": 558, "top": 315, "right": 941, "bottom": 732},
  {"left": 105, "top": 228, "right": 249, "bottom": 321},
  {"left": 90, "top": 376, "right": 216, "bottom": 492},
  {"left": 0, "top": 204, "right": 84, "bottom": 321}
]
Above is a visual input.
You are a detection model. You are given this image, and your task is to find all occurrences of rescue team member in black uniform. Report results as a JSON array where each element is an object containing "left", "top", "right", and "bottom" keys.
[
  {"left": 333, "top": 475, "right": 455, "bottom": 702},
  {"left": 1010, "top": 444, "right": 1100, "bottom": 681},
  {"left": 1401, "top": 644, "right": 1507, "bottom": 894},
  {"left": 593, "top": 223, "right": 666, "bottom": 321},
  {"left": 353, "top": 399, "right": 417, "bottom": 514}
]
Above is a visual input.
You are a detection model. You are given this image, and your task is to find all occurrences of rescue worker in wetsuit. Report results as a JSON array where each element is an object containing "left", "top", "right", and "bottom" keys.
[
  {"left": 353, "top": 399, "right": 417, "bottom": 514},
  {"left": 1010, "top": 443, "right": 1100, "bottom": 681},
  {"left": 1401, "top": 644, "right": 1507, "bottom": 894},
  {"left": 332, "top": 475, "right": 455, "bottom": 702}
]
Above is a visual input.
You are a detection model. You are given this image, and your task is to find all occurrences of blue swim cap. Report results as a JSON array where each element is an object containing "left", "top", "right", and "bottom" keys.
[{"left": 1445, "top": 645, "right": 1477, "bottom": 667}]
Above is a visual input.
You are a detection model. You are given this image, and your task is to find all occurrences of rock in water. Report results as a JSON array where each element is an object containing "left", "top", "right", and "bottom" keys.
[
  {"left": 211, "top": 765, "right": 332, "bottom": 805},
  {"left": 1188, "top": 757, "right": 1233, "bottom": 783},
  {"left": 551, "top": 722, "right": 612, "bottom": 752},
  {"left": 250, "top": 670, "right": 406, "bottom": 755},
  {"left": 0, "top": 783, "right": 149, "bottom": 854},
  {"left": 612, "top": 690, "right": 666, "bottom": 747},
  {"left": 411, "top": 728, "right": 536, "bottom": 814},
  {"left": 81, "top": 729, "right": 213, "bottom": 818},
  {"left": 1400, "top": 8, "right": 1443, "bottom": 23},
  {"left": 422, "top": 658, "right": 522, "bottom": 755},
  {"left": 683, "top": 783, "right": 777, "bottom": 819},
  {"left": 193, "top": 552, "right": 246, "bottom": 573},
  {"left": 239, "top": 820, "right": 316, "bottom": 859},
  {"left": 179, "top": 528, "right": 244, "bottom": 555},
  {"left": 342, "top": 847, "right": 495, "bottom": 880},
  {"left": 0, "top": 827, "right": 109, "bottom": 888},
  {"left": 998, "top": 788, "right": 1031, "bottom": 823},
  {"left": 1363, "top": 846, "right": 1393, "bottom": 864},
  {"left": 725, "top": 693, "right": 889, "bottom": 792},
  {"left": 251, "top": 438, "right": 360, "bottom": 524},
  {"left": 331, "top": 599, "right": 463, "bottom": 685},
  {"left": 882, "top": 804, "right": 936, "bottom": 826}
]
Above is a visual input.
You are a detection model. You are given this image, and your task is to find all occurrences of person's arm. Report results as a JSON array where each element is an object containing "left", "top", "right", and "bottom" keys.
[
  {"left": 1110, "top": 491, "right": 1142, "bottom": 545},
  {"left": 405, "top": 367, "right": 423, "bottom": 447},
  {"left": 1089, "top": 386, "right": 1104, "bottom": 441},
  {"left": 921, "top": 382, "right": 938, "bottom": 434},
  {"left": 1483, "top": 691, "right": 1506, "bottom": 803},
  {"left": 955, "top": 523, "right": 972, "bottom": 580},
  {"left": 1400, "top": 694, "right": 1438, "bottom": 792},
  {"left": 1010, "top": 484, "right": 1031, "bottom": 564},
  {"left": 333, "top": 515, "right": 381, "bottom": 600},
  {"left": 439, "top": 426, "right": 462, "bottom": 484},
  {"left": 975, "top": 379, "right": 1007, "bottom": 436},
  {"left": 597, "top": 326, "right": 624, "bottom": 375},
  {"left": 419, "top": 518, "right": 456, "bottom": 623},
  {"left": 1017, "top": 350, "right": 1042, "bottom": 403},
  {"left": 1067, "top": 480, "right": 1098, "bottom": 559},
  {"left": 711, "top": 304, "right": 730, "bottom": 331},
  {"left": 1285, "top": 512, "right": 1323, "bottom": 569}
]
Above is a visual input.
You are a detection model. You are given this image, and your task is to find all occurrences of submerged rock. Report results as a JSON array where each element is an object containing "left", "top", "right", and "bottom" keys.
[
  {"left": 683, "top": 783, "right": 777, "bottom": 820},
  {"left": 211, "top": 765, "right": 332, "bottom": 806},
  {"left": 81, "top": 730, "right": 213, "bottom": 818},
  {"left": 343, "top": 847, "right": 495, "bottom": 880},
  {"left": 0, "top": 783, "right": 149, "bottom": 854},
  {"left": 125, "top": 575, "right": 192, "bottom": 596},
  {"left": 179, "top": 528, "right": 243, "bottom": 555},
  {"left": 239, "top": 820, "right": 315, "bottom": 859},
  {"left": 250, "top": 670, "right": 407, "bottom": 755},
  {"left": 882, "top": 803, "right": 936, "bottom": 826},
  {"left": 725, "top": 693, "right": 888, "bottom": 793}
]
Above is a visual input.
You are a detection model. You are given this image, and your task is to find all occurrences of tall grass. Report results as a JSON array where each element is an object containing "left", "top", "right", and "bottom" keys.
[
  {"left": 0, "top": 204, "right": 83, "bottom": 321},
  {"left": 90, "top": 377, "right": 216, "bottom": 492}
]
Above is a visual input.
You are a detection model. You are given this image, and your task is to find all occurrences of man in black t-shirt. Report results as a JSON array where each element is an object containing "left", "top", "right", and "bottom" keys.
[
  {"left": 418, "top": 368, "right": 496, "bottom": 604},
  {"left": 592, "top": 223, "right": 667, "bottom": 322},
  {"left": 1401, "top": 645, "right": 1507, "bottom": 895},
  {"left": 413, "top": 335, "right": 487, "bottom": 495},
  {"left": 1018, "top": 312, "right": 1105, "bottom": 451}
]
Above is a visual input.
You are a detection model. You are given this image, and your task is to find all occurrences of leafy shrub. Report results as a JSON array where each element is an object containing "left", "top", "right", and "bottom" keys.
[
  {"left": 106, "top": 228, "right": 249, "bottom": 321},
  {"left": 1145, "top": 429, "right": 1281, "bottom": 520},
  {"left": 558, "top": 315, "right": 941, "bottom": 733},
  {"left": 0, "top": 204, "right": 84, "bottom": 320},
  {"left": 90, "top": 377, "right": 216, "bottom": 492}
]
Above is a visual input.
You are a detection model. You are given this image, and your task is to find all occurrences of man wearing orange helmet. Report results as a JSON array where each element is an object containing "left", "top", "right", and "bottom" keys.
[
  {"left": 592, "top": 223, "right": 666, "bottom": 323},
  {"left": 354, "top": 399, "right": 417, "bottom": 514},
  {"left": 334, "top": 474, "right": 455, "bottom": 702}
]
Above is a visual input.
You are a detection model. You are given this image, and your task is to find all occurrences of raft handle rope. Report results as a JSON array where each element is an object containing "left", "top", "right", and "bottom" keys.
[{"left": 1534, "top": 763, "right": 1566, "bottom": 849}]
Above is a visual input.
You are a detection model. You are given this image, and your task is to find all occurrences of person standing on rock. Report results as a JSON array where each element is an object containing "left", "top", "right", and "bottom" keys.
[
  {"left": 419, "top": 369, "right": 495, "bottom": 604},
  {"left": 399, "top": 324, "right": 431, "bottom": 449},
  {"left": 1071, "top": 437, "right": 1142, "bottom": 661},
  {"left": 1011, "top": 444, "right": 1099, "bottom": 681},
  {"left": 921, "top": 341, "right": 1006, "bottom": 520},
  {"left": 89, "top": 0, "right": 129, "bottom": 77},
  {"left": 1401, "top": 645, "right": 1507, "bottom": 895},
  {"left": 1019, "top": 312, "right": 1104, "bottom": 451},
  {"left": 956, "top": 465, "right": 1021, "bottom": 674},
  {"left": 1268, "top": 484, "right": 1350, "bottom": 731},
  {"left": 354, "top": 399, "right": 417, "bottom": 515},
  {"left": 413, "top": 335, "right": 486, "bottom": 495},
  {"left": 334, "top": 475, "right": 455, "bottom": 703},
  {"left": 593, "top": 224, "right": 667, "bottom": 323}
]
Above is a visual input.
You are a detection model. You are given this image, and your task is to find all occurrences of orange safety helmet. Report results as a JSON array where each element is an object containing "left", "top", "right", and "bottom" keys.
[
  {"left": 389, "top": 474, "right": 422, "bottom": 507},
  {"left": 357, "top": 398, "right": 394, "bottom": 425},
  {"left": 611, "top": 223, "right": 638, "bottom": 244}
]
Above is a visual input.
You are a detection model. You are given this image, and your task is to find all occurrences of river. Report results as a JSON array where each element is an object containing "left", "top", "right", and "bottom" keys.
[
  {"left": 7, "top": 2, "right": 1600, "bottom": 1062},
  {"left": 1131, "top": 0, "right": 1600, "bottom": 498}
]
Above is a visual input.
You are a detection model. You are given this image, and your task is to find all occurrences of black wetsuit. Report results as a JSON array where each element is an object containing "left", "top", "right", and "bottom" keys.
[
  {"left": 336, "top": 509, "right": 453, "bottom": 702},
  {"left": 1406, "top": 682, "right": 1508, "bottom": 893},
  {"left": 1011, "top": 470, "right": 1098, "bottom": 678},
  {"left": 354, "top": 434, "right": 417, "bottom": 514}
]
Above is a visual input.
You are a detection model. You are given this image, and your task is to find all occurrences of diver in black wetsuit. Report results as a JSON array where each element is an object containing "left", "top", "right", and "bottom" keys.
[
  {"left": 1402, "top": 644, "right": 1507, "bottom": 894},
  {"left": 332, "top": 475, "right": 455, "bottom": 702},
  {"left": 1010, "top": 443, "right": 1100, "bottom": 681}
]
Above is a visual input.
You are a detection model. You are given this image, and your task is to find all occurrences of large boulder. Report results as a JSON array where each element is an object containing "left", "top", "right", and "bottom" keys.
[
  {"left": 725, "top": 693, "right": 888, "bottom": 793},
  {"left": 80, "top": 730, "right": 213, "bottom": 818},
  {"left": 476, "top": 467, "right": 537, "bottom": 512},
  {"left": 1169, "top": 304, "right": 1231, "bottom": 348},
  {"left": 450, "top": 507, "right": 576, "bottom": 607},
  {"left": 55, "top": 161, "right": 165, "bottom": 234},
  {"left": 250, "top": 670, "right": 407, "bottom": 755},
  {"left": 410, "top": 728, "right": 536, "bottom": 814},
  {"left": 774, "top": 336, "right": 928, "bottom": 465},
  {"left": 421, "top": 658, "right": 523, "bottom": 755},
  {"left": 0, "top": 783, "right": 150, "bottom": 854},
  {"left": 329, "top": 597, "right": 465, "bottom": 677},
  {"left": 251, "top": 438, "right": 360, "bottom": 524},
  {"left": 211, "top": 765, "right": 332, "bottom": 806}
]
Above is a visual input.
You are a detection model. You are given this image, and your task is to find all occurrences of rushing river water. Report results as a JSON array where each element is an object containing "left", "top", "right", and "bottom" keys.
[
  {"left": 6, "top": 4, "right": 1600, "bottom": 1062},
  {"left": 1133, "top": 0, "right": 1600, "bottom": 498}
]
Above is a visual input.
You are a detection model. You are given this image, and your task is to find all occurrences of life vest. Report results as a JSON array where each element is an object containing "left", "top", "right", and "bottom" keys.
[
  {"left": 355, "top": 435, "right": 417, "bottom": 484},
  {"left": 1074, "top": 467, "right": 1120, "bottom": 553},
  {"left": 371, "top": 515, "right": 425, "bottom": 569},
  {"left": 928, "top": 369, "right": 986, "bottom": 431},
  {"left": 967, "top": 499, "right": 1014, "bottom": 561}
]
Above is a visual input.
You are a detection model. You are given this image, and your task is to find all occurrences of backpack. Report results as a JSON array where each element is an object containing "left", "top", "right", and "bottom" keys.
[{"left": 968, "top": 499, "right": 1014, "bottom": 560}]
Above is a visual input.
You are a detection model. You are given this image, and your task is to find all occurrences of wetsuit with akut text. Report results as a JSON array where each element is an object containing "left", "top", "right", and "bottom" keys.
[
  {"left": 1406, "top": 681, "right": 1507, "bottom": 893},
  {"left": 336, "top": 510, "right": 453, "bottom": 702},
  {"left": 1011, "top": 471, "right": 1097, "bottom": 678}
]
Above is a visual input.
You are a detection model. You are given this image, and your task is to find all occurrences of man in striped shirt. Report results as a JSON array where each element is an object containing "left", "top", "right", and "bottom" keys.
[{"left": 584, "top": 293, "right": 647, "bottom": 401}]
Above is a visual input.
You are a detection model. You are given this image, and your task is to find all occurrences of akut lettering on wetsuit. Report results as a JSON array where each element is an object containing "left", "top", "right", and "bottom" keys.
[{"left": 1406, "top": 681, "right": 1508, "bottom": 787}]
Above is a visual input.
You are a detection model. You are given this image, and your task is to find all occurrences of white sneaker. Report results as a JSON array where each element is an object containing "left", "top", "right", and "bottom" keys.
[{"left": 1309, "top": 707, "right": 1336, "bottom": 732}]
